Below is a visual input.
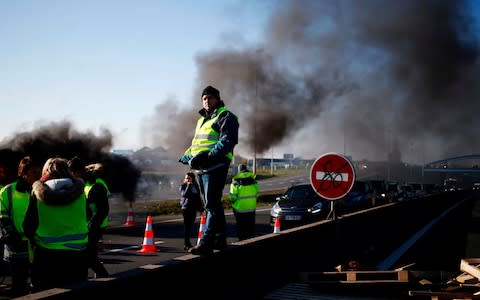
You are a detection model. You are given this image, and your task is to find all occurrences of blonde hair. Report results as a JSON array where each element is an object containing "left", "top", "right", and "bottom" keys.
[{"left": 42, "top": 157, "right": 71, "bottom": 179}]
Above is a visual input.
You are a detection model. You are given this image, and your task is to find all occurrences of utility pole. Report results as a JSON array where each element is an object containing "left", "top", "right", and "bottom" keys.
[
  {"left": 253, "top": 70, "right": 257, "bottom": 175},
  {"left": 270, "top": 147, "right": 274, "bottom": 175},
  {"left": 252, "top": 48, "right": 263, "bottom": 175}
]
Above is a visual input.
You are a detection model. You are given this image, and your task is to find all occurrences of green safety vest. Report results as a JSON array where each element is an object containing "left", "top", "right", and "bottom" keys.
[
  {"left": 187, "top": 106, "right": 234, "bottom": 161},
  {"left": 0, "top": 182, "right": 30, "bottom": 239},
  {"left": 229, "top": 171, "right": 258, "bottom": 213},
  {"left": 84, "top": 178, "right": 110, "bottom": 229},
  {"left": 35, "top": 193, "right": 88, "bottom": 251}
]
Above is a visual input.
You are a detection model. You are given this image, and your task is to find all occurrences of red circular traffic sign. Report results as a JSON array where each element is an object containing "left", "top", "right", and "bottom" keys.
[{"left": 310, "top": 152, "right": 356, "bottom": 200}]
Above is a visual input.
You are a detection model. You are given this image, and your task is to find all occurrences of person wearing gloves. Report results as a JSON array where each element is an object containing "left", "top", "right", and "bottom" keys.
[{"left": 179, "top": 85, "right": 239, "bottom": 255}]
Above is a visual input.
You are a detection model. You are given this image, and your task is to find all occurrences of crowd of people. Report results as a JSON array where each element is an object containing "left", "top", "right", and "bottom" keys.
[
  {"left": 0, "top": 84, "right": 258, "bottom": 297},
  {"left": 0, "top": 156, "right": 110, "bottom": 297}
]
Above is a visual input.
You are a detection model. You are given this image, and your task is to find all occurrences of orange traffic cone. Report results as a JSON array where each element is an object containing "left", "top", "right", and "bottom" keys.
[
  {"left": 123, "top": 202, "right": 136, "bottom": 227},
  {"left": 196, "top": 214, "right": 206, "bottom": 245},
  {"left": 273, "top": 217, "right": 281, "bottom": 234},
  {"left": 138, "top": 215, "right": 157, "bottom": 253}
]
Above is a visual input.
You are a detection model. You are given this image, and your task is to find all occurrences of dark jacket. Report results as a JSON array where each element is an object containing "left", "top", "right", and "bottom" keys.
[
  {"left": 85, "top": 180, "right": 109, "bottom": 230},
  {"left": 179, "top": 182, "right": 202, "bottom": 211},
  {"left": 198, "top": 100, "right": 239, "bottom": 165},
  {"left": 179, "top": 101, "right": 239, "bottom": 169}
]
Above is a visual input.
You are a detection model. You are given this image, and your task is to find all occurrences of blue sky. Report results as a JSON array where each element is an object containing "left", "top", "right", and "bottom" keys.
[
  {"left": 0, "top": 0, "right": 269, "bottom": 150},
  {"left": 2, "top": 0, "right": 480, "bottom": 164}
]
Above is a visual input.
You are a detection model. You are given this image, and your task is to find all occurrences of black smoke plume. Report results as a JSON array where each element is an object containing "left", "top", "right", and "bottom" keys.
[
  {"left": 145, "top": 0, "right": 480, "bottom": 164},
  {"left": 0, "top": 120, "right": 141, "bottom": 201}
]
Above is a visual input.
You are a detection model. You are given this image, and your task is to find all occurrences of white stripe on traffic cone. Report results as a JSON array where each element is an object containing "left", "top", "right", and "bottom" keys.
[
  {"left": 123, "top": 202, "right": 136, "bottom": 227},
  {"left": 273, "top": 217, "right": 281, "bottom": 234},
  {"left": 138, "top": 215, "right": 157, "bottom": 253},
  {"left": 197, "top": 214, "right": 206, "bottom": 245}
]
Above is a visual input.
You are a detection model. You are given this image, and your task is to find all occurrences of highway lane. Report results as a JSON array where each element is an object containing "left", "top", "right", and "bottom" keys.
[
  {"left": 96, "top": 175, "right": 312, "bottom": 278},
  {"left": 96, "top": 208, "right": 274, "bottom": 278},
  {"left": 134, "top": 174, "right": 310, "bottom": 203},
  {"left": 97, "top": 174, "right": 326, "bottom": 278}
]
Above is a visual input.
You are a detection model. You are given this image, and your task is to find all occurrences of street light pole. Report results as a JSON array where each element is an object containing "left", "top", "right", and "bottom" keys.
[
  {"left": 253, "top": 67, "right": 257, "bottom": 175},
  {"left": 252, "top": 48, "right": 263, "bottom": 175},
  {"left": 270, "top": 147, "right": 274, "bottom": 176}
]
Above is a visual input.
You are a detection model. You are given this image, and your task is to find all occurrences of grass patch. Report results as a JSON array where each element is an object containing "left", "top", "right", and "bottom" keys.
[
  {"left": 137, "top": 188, "right": 286, "bottom": 216},
  {"left": 135, "top": 167, "right": 304, "bottom": 216}
]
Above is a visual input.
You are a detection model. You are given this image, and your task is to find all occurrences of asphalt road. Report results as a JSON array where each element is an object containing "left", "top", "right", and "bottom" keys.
[
  {"left": 97, "top": 207, "right": 274, "bottom": 278},
  {"left": 0, "top": 207, "right": 275, "bottom": 298}
]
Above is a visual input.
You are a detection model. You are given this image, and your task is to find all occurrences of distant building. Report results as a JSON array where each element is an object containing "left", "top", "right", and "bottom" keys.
[{"left": 111, "top": 149, "right": 134, "bottom": 157}]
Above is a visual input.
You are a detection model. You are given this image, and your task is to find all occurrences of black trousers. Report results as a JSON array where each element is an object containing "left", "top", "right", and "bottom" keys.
[
  {"left": 88, "top": 227, "right": 109, "bottom": 277},
  {"left": 182, "top": 209, "right": 197, "bottom": 246},
  {"left": 31, "top": 246, "right": 88, "bottom": 292},
  {"left": 233, "top": 210, "right": 256, "bottom": 241}
]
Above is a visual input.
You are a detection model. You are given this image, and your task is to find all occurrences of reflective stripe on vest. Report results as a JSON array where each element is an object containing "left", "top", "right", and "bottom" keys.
[
  {"left": 35, "top": 193, "right": 88, "bottom": 251},
  {"left": 84, "top": 178, "right": 110, "bottom": 229},
  {"left": 190, "top": 106, "right": 234, "bottom": 161}
]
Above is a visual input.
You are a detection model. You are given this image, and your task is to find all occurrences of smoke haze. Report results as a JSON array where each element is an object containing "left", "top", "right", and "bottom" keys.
[
  {"left": 145, "top": 0, "right": 480, "bottom": 164},
  {"left": 0, "top": 120, "right": 140, "bottom": 201}
]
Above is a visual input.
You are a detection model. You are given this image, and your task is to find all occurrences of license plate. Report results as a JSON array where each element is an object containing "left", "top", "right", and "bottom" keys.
[{"left": 285, "top": 215, "right": 302, "bottom": 221}]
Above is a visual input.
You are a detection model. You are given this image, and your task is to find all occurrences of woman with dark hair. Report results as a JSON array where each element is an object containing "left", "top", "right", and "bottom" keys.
[{"left": 179, "top": 172, "right": 203, "bottom": 250}]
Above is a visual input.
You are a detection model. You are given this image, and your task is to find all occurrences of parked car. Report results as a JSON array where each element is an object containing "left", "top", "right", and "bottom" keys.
[
  {"left": 400, "top": 184, "right": 416, "bottom": 200},
  {"left": 409, "top": 182, "right": 426, "bottom": 198},
  {"left": 385, "top": 181, "right": 402, "bottom": 202},
  {"left": 369, "top": 179, "right": 387, "bottom": 205},
  {"left": 270, "top": 184, "right": 328, "bottom": 229},
  {"left": 473, "top": 181, "right": 480, "bottom": 191},
  {"left": 339, "top": 180, "right": 374, "bottom": 210}
]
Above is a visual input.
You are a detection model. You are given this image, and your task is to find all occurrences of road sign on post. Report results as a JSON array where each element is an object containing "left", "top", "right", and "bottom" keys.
[{"left": 310, "top": 152, "right": 356, "bottom": 200}]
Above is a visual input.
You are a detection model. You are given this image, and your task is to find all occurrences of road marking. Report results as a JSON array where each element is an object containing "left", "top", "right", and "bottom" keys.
[
  {"left": 102, "top": 240, "right": 165, "bottom": 254},
  {"left": 102, "top": 208, "right": 271, "bottom": 254}
]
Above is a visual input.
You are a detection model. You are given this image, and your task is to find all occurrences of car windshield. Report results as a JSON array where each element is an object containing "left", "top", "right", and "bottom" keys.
[
  {"left": 411, "top": 183, "right": 422, "bottom": 191},
  {"left": 370, "top": 181, "right": 384, "bottom": 190},
  {"left": 387, "top": 183, "right": 398, "bottom": 191},
  {"left": 351, "top": 181, "right": 367, "bottom": 193},
  {"left": 282, "top": 185, "right": 320, "bottom": 206}
]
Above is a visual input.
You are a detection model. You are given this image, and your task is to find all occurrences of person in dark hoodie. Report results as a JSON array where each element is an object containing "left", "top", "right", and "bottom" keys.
[
  {"left": 23, "top": 157, "right": 89, "bottom": 292},
  {"left": 179, "top": 171, "right": 203, "bottom": 250}
]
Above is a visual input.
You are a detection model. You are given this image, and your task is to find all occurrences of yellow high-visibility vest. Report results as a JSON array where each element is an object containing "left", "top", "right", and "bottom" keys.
[
  {"left": 84, "top": 178, "right": 110, "bottom": 229},
  {"left": 188, "top": 106, "right": 234, "bottom": 161}
]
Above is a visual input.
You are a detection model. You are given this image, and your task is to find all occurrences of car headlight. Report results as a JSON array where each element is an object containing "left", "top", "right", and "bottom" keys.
[{"left": 311, "top": 202, "right": 324, "bottom": 214}]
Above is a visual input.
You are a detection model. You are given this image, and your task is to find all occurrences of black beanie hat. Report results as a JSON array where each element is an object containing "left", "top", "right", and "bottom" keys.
[{"left": 201, "top": 85, "right": 220, "bottom": 100}]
